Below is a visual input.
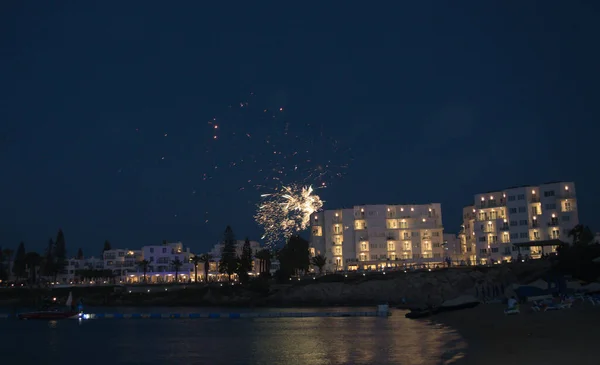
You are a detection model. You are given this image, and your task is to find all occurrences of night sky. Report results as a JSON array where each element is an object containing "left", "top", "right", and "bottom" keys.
[{"left": 2, "top": 1, "right": 599, "bottom": 256}]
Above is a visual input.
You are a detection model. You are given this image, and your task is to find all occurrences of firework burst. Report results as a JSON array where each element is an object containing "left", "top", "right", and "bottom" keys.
[{"left": 255, "top": 184, "right": 323, "bottom": 246}]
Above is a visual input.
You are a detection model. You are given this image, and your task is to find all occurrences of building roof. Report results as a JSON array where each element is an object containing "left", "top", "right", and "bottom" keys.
[{"left": 512, "top": 239, "right": 567, "bottom": 247}]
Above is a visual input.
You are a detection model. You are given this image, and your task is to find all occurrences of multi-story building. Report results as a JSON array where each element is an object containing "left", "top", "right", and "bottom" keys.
[
  {"left": 442, "top": 233, "right": 462, "bottom": 262},
  {"left": 103, "top": 248, "right": 142, "bottom": 278},
  {"left": 128, "top": 242, "right": 194, "bottom": 283},
  {"left": 458, "top": 206, "right": 477, "bottom": 264},
  {"left": 459, "top": 181, "right": 579, "bottom": 263},
  {"left": 310, "top": 203, "right": 445, "bottom": 271}
]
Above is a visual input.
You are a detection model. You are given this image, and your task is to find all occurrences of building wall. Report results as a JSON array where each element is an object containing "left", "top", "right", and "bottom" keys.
[
  {"left": 310, "top": 203, "right": 445, "bottom": 270},
  {"left": 463, "top": 181, "right": 579, "bottom": 263},
  {"left": 443, "top": 233, "right": 461, "bottom": 260},
  {"left": 141, "top": 242, "right": 193, "bottom": 274}
]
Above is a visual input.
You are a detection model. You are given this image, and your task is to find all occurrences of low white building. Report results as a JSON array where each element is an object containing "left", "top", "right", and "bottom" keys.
[
  {"left": 103, "top": 249, "right": 142, "bottom": 279},
  {"left": 127, "top": 242, "right": 193, "bottom": 283},
  {"left": 58, "top": 256, "right": 105, "bottom": 283}
]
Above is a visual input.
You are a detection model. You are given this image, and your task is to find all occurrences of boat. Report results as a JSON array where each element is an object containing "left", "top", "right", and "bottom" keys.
[
  {"left": 18, "top": 310, "right": 81, "bottom": 320},
  {"left": 18, "top": 291, "right": 80, "bottom": 320},
  {"left": 405, "top": 307, "right": 440, "bottom": 319},
  {"left": 438, "top": 295, "right": 480, "bottom": 312},
  {"left": 404, "top": 295, "right": 480, "bottom": 319}
]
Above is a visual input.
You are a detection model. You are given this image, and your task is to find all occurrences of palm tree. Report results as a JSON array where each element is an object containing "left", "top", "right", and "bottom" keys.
[
  {"left": 138, "top": 260, "right": 150, "bottom": 283},
  {"left": 190, "top": 255, "right": 202, "bottom": 283},
  {"left": 171, "top": 258, "right": 183, "bottom": 283},
  {"left": 198, "top": 254, "right": 212, "bottom": 283},
  {"left": 255, "top": 249, "right": 271, "bottom": 276},
  {"left": 311, "top": 254, "right": 327, "bottom": 274}
]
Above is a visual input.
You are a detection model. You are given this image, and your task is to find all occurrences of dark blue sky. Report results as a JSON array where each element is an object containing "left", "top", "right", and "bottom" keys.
[{"left": 2, "top": 1, "right": 599, "bottom": 255}]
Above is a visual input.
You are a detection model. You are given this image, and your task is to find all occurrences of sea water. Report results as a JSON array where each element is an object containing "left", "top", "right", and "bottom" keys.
[{"left": 0, "top": 307, "right": 466, "bottom": 365}]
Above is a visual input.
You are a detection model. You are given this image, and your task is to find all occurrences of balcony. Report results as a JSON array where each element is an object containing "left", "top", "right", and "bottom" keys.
[
  {"left": 386, "top": 236, "right": 395, "bottom": 241},
  {"left": 500, "top": 225, "right": 509, "bottom": 231},
  {"left": 479, "top": 199, "right": 506, "bottom": 209},
  {"left": 530, "top": 222, "right": 539, "bottom": 228},
  {"left": 547, "top": 221, "right": 559, "bottom": 227},
  {"left": 422, "top": 235, "right": 432, "bottom": 240},
  {"left": 530, "top": 196, "right": 540, "bottom": 203},
  {"left": 530, "top": 236, "right": 541, "bottom": 241},
  {"left": 560, "top": 191, "right": 573, "bottom": 199}
]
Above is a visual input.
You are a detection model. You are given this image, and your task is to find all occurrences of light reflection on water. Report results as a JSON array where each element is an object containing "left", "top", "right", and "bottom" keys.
[{"left": 0, "top": 308, "right": 465, "bottom": 365}]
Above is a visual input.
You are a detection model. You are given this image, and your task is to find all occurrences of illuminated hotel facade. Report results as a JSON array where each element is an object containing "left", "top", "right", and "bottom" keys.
[
  {"left": 458, "top": 181, "right": 579, "bottom": 264},
  {"left": 309, "top": 203, "right": 445, "bottom": 271}
]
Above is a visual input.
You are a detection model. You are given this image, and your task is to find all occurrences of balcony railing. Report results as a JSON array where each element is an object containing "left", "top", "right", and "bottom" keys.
[
  {"left": 530, "top": 197, "right": 540, "bottom": 203},
  {"left": 560, "top": 191, "right": 573, "bottom": 199},
  {"left": 548, "top": 221, "right": 559, "bottom": 227}
]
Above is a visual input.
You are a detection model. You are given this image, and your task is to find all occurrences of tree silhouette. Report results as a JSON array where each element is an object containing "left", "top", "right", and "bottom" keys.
[
  {"left": 190, "top": 255, "right": 202, "bottom": 283},
  {"left": 199, "top": 253, "right": 212, "bottom": 282},
  {"left": 138, "top": 260, "right": 150, "bottom": 283},
  {"left": 237, "top": 237, "right": 253, "bottom": 284},
  {"left": 171, "top": 258, "right": 183, "bottom": 283},
  {"left": 311, "top": 254, "right": 327, "bottom": 274},
  {"left": 219, "top": 226, "right": 238, "bottom": 281},
  {"left": 103, "top": 240, "right": 112, "bottom": 252},
  {"left": 77, "top": 248, "right": 84, "bottom": 260},
  {"left": 13, "top": 242, "right": 26, "bottom": 279},
  {"left": 54, "top": 229, "right": 67, "bottom": 277}
]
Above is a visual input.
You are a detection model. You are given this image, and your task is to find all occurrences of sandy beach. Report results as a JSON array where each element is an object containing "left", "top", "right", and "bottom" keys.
[{"left": 433, "top": 301, "right": 600, "bottom": 365}]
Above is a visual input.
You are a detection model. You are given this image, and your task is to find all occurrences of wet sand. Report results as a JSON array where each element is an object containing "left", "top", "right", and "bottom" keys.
[{"left": 433, "top": 301, "right": 600, "bottom": 365}]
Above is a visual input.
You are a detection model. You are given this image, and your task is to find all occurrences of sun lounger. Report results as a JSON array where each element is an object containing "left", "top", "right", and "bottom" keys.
[{"left": 504, "top": 305, "right": 520, "bottom": 315}]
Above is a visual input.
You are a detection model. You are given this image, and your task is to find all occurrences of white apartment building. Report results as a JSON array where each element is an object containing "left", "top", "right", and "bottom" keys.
[
  {"left": 58, "top": 256, "right": 105, "bottom": 283},
  {"left": 128, "top": 241, "right": 194, "bottom": 283},
  {"left": 459, "top": 181, "right": 579, "bottom": 263},
  {"left": 103, "top": 249, "right": 142, "bottom": 278},
  {"left": 310, "top": 203, "right": 445, "bottom": 271}
]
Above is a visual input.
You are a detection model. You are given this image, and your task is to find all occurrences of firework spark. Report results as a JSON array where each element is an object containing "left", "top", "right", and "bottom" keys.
[{"left": 255, "top": 184, "right": 323, "bottom": 246}]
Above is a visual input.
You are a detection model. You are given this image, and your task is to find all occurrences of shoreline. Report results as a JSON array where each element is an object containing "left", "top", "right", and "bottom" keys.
[{"left": 432, "top": 302, "right": 600, "bottom": 365}]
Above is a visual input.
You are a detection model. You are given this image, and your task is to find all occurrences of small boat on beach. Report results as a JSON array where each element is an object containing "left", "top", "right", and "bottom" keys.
[
  {"left": 18, "top": 291, "right": 80, "bottom": 320},
  {"left": 404, "top": 295, "right": 480, "bottom": 319},
  {"left": 405, "top": 307, "right": 440, "bottom": 319}
]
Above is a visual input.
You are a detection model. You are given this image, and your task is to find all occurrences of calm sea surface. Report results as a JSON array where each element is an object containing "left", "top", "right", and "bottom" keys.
[{"left": 0, "top": 307, "right": 465, "bottom": 365}]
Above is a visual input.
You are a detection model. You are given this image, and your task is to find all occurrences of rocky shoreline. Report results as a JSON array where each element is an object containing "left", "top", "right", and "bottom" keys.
[{"left": 0, "top": 261, "right": 551, "bottom": 309}]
